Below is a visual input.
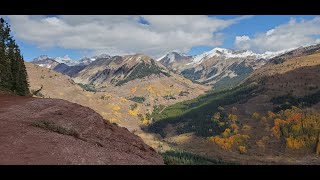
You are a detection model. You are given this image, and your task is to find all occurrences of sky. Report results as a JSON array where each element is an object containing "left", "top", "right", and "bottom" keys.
[{"left": 5, "top": 15, "right": 320, "bottom": 61}]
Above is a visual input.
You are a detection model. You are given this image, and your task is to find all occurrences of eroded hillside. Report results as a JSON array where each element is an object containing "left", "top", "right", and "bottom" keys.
[{"left": 0, "top": 95, "right": 163, "bottom": 165}]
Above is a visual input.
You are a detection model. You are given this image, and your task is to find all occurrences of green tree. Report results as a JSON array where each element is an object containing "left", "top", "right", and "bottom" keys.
[{"left": 0, "top": 17, "right": 29, "bottom": 95}]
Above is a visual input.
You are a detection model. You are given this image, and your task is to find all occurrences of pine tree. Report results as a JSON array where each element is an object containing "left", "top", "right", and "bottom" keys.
[
  {"left": 0, "top": 17, "right": 12, "bottom": 92},
  {"left": 0, "top": 17, "right": 29, "bottom": 96}
]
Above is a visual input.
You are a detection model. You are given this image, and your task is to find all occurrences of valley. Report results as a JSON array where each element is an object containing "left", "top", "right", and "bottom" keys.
[{"left": 24, "top": 43, "right": 320, "bottom": 164}]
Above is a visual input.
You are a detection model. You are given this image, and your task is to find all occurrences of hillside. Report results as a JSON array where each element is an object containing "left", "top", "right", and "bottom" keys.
[
  {"left": 146, "top": 45, "right": 320, "bottom": 164},
  {"left": 73, "top": 54, "right": 209, "bottom": 110},
  {"left": 0, "top": 94, "right": 163, "bottom": 165},
  {"left": 26, "top": 62, "right": 144, "bottom": 131},
  {"left": 26, "top": 62, "right": 182, "bottom": 152}
]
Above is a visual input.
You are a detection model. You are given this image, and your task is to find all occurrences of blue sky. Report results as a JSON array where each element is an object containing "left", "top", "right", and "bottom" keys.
[{"left": 6, "top": 15, "right": 320, "bottom": 61}]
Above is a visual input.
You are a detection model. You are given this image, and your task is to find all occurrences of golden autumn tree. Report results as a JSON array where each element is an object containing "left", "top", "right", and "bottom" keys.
[
  {"left": 238, "top": 146, "right": 247, "bottom": 154},
  {"left": 228, "top": 114, "right": 238, "bottom": 122},
  {"left": 252, "top": 112, "right": 260, "bottom": 120}
]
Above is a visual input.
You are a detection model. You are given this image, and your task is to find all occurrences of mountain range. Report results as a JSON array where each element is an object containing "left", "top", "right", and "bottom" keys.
[{"left": 30, "top": 47, "right": 293, "bottom": 89}]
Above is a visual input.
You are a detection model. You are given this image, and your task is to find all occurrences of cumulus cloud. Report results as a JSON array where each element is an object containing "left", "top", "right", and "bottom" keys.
[
  {"left": 234, "top": 16, "right": 320, "bottom": 53},
  {"left": 7, "top": 15, "right": 250, "bottom": 58}
]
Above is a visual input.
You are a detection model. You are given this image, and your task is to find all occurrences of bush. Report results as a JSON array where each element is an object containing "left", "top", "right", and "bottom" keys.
[
  {"left": 163, "top": 95, "right": 176, "bottom": 100},
  {"left": 130, "top": 103, "right": 138, "bottom": 110},
  {"left": 129, "top": 96, "right": 145, "bottom": 103},
  {"left": 77, "top": 83, "right": 96, "bottom": 92}
]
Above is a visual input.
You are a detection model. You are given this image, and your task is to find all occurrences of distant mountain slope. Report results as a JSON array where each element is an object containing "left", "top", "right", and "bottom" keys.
[
  {"left": 31, "top": 56, "right": 60, "bottom": 69},
  {"left": 157, "top": 52, "right": 193, "bottom": 72},
  {"left": 73, "top": 54, "right": 210, "bottom": 109},
  {"left": 158, "top": 48, "right": 291, "bottom": 89},
  {"left": 53, "top": 63, "right": 86, "bottom": 77}
]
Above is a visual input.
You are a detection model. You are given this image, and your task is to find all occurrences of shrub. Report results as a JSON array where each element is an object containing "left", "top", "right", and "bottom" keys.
[
  {"left": 129, "top": 96, "right": 145, "bottom": 103},
  {"left": 77, "top": 83, "right": 96, "bottom": 92},
  {"left": 130, "top": 103, "right": 138, "bottom": 110},
  {"left": 31, "top": 120, "right": 79, "bottom": 138},
  {"left": 238, "top": 146, "right": 247, "bottom": 154}
]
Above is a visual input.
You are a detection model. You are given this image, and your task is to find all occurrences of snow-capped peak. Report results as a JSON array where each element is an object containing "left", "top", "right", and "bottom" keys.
[
  {"left": 189, "top": 47, "right": 294, "bottom": 65},
  {"left": 191, "top": 48, "right": 233, "bottom": 65},
  {"left": 91, "top": 54, "right": 111, "bottom": 61},
  {"left": 54, "top": 55, "right": 72, "bottom": 63},
  {"left": 33, "top": 55, "right": 50, "bottom": 61},
  {"left": 157, "top": 52, "right": 192, "bottom": 63}
]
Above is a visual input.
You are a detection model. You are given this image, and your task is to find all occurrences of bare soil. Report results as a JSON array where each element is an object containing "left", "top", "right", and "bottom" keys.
[{"left": 0, "top": 95, "right": 164, "bottom": 165}]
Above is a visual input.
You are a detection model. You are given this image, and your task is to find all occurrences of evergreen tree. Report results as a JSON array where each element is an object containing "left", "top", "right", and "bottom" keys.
[{"left": 0, "top": 17, "right": 29, "bottom": 96}]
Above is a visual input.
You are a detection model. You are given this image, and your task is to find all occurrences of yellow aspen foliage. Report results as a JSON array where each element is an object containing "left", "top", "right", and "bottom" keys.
[
  {"left": 222, "top": 128, "right": 231, "bottom": 137},
  {"left": 211, "top": 134, "right": 250, "bottom": 151},
  {"left": 110, "top": 118, "right": 118, "bottom": 123},
  {"left": 231, "top": 123, "right": 239, "bottom": 134},
  {"left": 131, "top": 86, "right": 137, "bottom": 94},
  {"left": 260, "top": 116, "right": 267, "bottom": 123},
  {"left": 252, "top": 112, "right": 260, "bottom": 120},
  {"left": 120, "top": 97, "right": 127, "bottom": 103},
  {"left": 228, "top": 114, "right": 238, "bottom": 122},
  {"left": 238, "top": 146, "right": 247, "bottom": 154},
  {"left": 128, "top": 109, "right": 139, "bottom": 116},
  {"left": 218, "top": 122, "right": 226, "bottom": 127},
  {"left": 142, "top": 119, "right": 151, "bottom": 126},
  {"left": 286, "top": 136, "right": 305, "bottom": 149},
  {"left": 271, "top": 118, "right": 288, "bottom": 139},
  {"left": 267, "top": 111, "right": 276, "bottom": 120},
  {"left": 211, "top": 136, "right": 232, "bottom": 150},
  {"left": 112, "top": 106, "right": 121, "bottom": 111}
]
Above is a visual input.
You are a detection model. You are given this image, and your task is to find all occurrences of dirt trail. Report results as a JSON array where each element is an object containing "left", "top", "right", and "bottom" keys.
[{"left": 0, "top": 95, "right": 164, "bottom": 165}]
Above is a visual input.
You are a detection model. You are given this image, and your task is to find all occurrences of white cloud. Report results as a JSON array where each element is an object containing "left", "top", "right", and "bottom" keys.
[
  {"left": 234, "top": 35, "right": 251, "bottom": 50},
  {"left": 8, "top": 15, "right": 250, "bottom": 58},
  {"left": 234, "top": 16, "right": 320, "bottom": 53}
]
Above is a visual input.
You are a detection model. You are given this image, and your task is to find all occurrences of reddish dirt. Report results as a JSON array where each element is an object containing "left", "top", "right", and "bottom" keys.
[{"left": 0, "top": 95, "right": 164, "bottom": 165}]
